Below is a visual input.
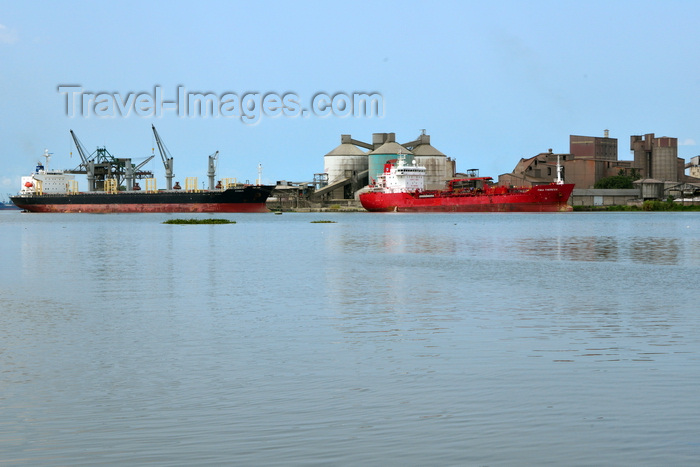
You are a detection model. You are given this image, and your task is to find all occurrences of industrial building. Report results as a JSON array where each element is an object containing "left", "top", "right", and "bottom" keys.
[
  {"left": 688, "top": 156, "right": 700, "bottom": 179},
  {"left": 498, "top": 131, "right": 700, "bottom": 204},
  {"left": 630, "top": 133, "right": 685, "bottom": 182},
  {"left": 499, "top": 130, "right": 635, "bottom": 189},
  {"left": 269, "top": 129, "right": 700, "bottom": 210}
]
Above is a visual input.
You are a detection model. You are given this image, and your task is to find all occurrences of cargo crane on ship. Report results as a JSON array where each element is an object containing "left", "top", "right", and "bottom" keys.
[
  {"left": 68, "top": 130, "right": 98, "bottom": 191},
  {"left": 207, "top": 150, "right": 219, "bottom": 190},
  {"left": 151, "top": 124, "right": 174, "bottom": 190},
  {"left": 68, "top": 130, "right": 154, "bottom": 191},
  {"left": 123, "top": 155, "right": 155, "bottom": 191}
]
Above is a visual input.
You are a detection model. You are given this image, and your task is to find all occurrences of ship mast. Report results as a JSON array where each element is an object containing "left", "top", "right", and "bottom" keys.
[
  {"left": 41, "top": 149, "right": 52, "bottom": 171},
  {"left": 555, "top": 155, "right": 564, "bottom": 185}
]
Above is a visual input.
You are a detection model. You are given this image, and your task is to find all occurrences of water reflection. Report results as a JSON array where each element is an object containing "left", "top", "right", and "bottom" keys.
[
  {"left": 629, "top": 237, "right": 680, "bottom": 265},
  {"left": 320, "top": 217, "right": 698, "bottom": 367},
  {"left": 322, "top": 227, "right": 461, "bottom": 346},
  {"left": 509, "top": 235, "right": 686, "bottom": 265}
]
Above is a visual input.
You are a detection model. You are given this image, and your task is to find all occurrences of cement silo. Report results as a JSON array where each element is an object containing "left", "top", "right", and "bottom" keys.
[
  {"left": 631, "top": 134, "right": 679, "bottom": 182},
  {"left": 324, "top": 134, "right": 368, "bottom": 183},
  {"left": 368, "top": 133, "right": 413, "bottom": 184},
  {"left": 409, "top": 133, "right": 452, "bottom": 190}
]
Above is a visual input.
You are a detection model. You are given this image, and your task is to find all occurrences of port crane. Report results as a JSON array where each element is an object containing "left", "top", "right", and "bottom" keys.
[{"left": 151, "top": 124, "right": 174, "bottom": 190}]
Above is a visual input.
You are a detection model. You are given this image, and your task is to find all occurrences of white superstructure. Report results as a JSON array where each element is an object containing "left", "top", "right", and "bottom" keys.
[
  {"left": 19, "top": 149, "right": 75, "bottom": 195},
  {"left": 372, "top": 155, "right": 426, "bottom": 193}
]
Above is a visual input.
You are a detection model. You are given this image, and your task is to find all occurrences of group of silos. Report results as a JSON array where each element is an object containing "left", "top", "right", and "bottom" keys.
[{"left": 323, "top": 132, "right": 456, "bottom": 196}]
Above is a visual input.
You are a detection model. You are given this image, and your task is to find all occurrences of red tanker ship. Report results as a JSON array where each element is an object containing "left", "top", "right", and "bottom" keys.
[{"left": 360, "top": 156, "right": 574, "bottom": 213}]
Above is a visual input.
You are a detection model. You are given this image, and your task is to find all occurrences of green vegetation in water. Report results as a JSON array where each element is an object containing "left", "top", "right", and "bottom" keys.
[
  {"left": 310, "top": 220, "right": 336, "bottom": 223},
  {"left": 163, "top": 218, "right": 236, "bottom": 224},
  {"left": 573, "top": 200, "right": 700, "bottom": 212}
]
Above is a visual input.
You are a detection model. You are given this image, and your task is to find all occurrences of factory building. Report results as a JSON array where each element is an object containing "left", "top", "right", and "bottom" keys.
[
  {"left": 317, "top": 131, "right": 454, "bottom": 201},
  {"left": 499, "top": 130, "right": 634, "bottom": 189},
  {"left": 630, "top": 133, "right": 682, "bottom": 182},
  {"left": 497, "top": 150, "right": 570, "bottom": 187},
  {"left": 688, "top": 156, "right": 700, "bottom": 179},
  {"left": 564, "top": 131, "right": 636, "bottom": 188},
  {"left": 497, "top": 130, "right": 700, "bottom": 205},
  {"left": 570, "top": 132, "right": 618, "bottom": 161}
]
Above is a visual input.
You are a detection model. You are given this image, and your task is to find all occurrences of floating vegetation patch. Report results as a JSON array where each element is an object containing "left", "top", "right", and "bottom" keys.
[
  {"left": 163, "top": 218, "right": 236, "bottom": 224},
  {"left": 310, "top": 220, "right": 336, "bottom": 223}
]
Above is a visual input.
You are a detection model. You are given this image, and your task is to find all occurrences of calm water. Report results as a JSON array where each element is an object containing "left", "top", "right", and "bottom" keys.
[{"left": 1, "top": 211, "right": 699, "bottom": 466}]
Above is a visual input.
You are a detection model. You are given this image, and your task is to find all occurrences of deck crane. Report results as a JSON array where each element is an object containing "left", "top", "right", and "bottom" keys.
[
  {"left": 207, "top": 151, "right": 219, "bottom": 190},
  {"left": 133, "top": 156, "right": 154, "bottom": 173},
  {"left": 68, "top": 130, "right": 154, "bottom": 191},
  {"left": 151, "top": 124, "right": 174, "bottom": 190},
  {"left": 69, "top": 130, "right": 96, "bottom": 191},
  {"left": 124, "top": 155, "right": 155, "bottom": 190}
]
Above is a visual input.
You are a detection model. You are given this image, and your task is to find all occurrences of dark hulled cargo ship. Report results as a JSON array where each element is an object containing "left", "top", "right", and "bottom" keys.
[
  {"left": 11, "top": 185, "right": 274, "bottom": 213},
  {"left": 11, "top": 145, "right": 273, "bottom": 213}
]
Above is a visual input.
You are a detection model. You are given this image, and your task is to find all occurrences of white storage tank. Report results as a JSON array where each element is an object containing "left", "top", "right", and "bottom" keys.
[{"left": 323, "top": 134, "right": 368, "bottom": 183}]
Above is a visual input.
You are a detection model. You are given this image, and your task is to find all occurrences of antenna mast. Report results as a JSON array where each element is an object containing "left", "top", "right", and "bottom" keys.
[{"left": 555, "top": 155, "right": 564, "bottom": 185}]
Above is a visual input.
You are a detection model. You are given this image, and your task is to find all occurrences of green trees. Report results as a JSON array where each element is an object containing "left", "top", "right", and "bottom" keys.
[
  {"left": 594, "top": 169, "right": 641, "bottom": 189},
  {"left": 594, "top": 175, "right": 635, "bottom": 189}
]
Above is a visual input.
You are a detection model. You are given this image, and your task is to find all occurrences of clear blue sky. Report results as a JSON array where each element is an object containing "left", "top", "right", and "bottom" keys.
[{"left": 2, "top": 0, "right": 700, "bottom": 191}]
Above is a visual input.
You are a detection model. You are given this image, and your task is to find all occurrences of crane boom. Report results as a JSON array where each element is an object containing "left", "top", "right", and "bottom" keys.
[
  {"left": 69, "top": 130, "right": 90, "bottom": 168},
  {"left": 151, "top": 124, "right": 174, "bottom": 190},
  {"left": 69, "top": 130, "right": 97, "bottom": 191},
  {"left": 134, "top": 155, "right": 155, "bottom": 171}
]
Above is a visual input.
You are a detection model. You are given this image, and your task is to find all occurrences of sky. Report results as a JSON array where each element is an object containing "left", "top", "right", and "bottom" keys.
[{"left": 2, "top": 0, "right": 700, "bottom": 193}]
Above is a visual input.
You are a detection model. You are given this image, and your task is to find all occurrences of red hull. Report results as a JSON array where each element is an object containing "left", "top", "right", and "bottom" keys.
[
  {"left": 13, "top": 202, "right": 269, "bottom": 213},
  {"left": 360, "top": 184, "right": 575, "bottom": 212}
]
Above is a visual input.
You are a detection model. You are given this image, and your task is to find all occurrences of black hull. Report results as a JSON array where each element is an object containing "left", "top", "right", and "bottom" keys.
[{"left": 10, "top": 186, "right": 275, "bottom": 213}]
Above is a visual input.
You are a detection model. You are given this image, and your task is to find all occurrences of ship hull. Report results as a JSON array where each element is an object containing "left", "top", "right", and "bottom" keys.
[
  {"left": 360, "top": 184, "right": 575, "bottom": 212},
  {"left": 10, "top": 186, "right": 274, "bottom": 213}
]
